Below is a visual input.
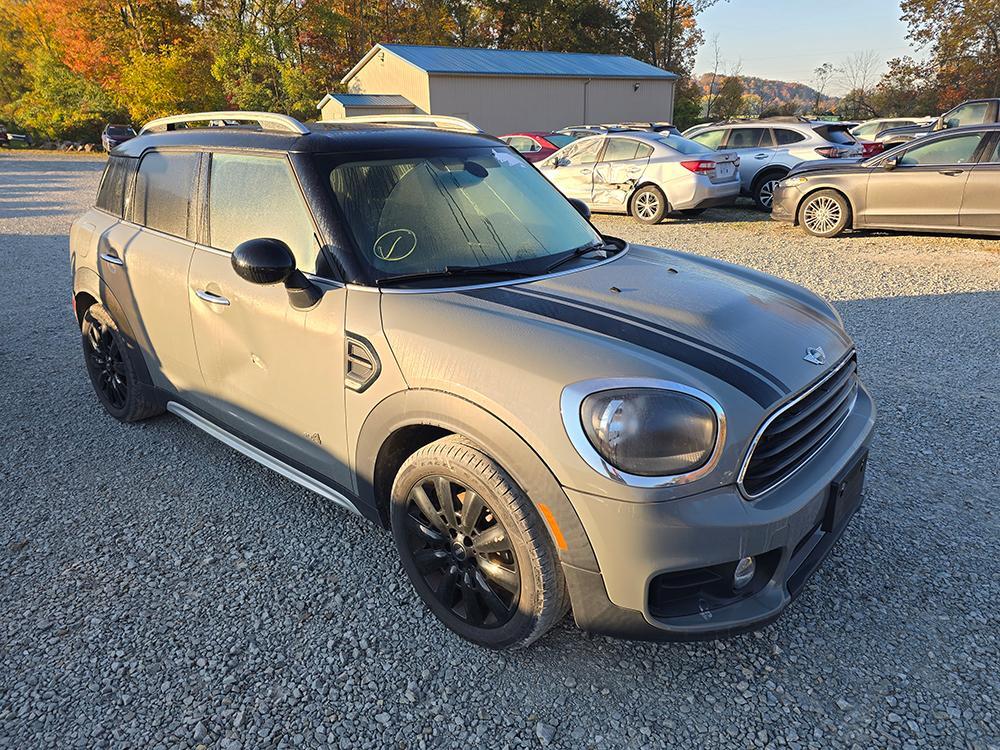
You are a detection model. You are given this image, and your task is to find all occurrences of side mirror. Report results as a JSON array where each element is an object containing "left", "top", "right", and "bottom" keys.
[
  {"left": 232, "top": 237, "right": 295, "bottom": 284},
  {"left": 231, "top": 238, "right": 321, "bottom": 309},
  {"left": 568, "top": 198, "right": 591, "bottom": 220},
  {"left": 882, "top": 156, "right": 898, "bottom": 170}
]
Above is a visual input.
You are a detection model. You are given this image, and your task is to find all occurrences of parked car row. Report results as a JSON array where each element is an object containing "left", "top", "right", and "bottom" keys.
[{"left": 772, "top": 123, "right": 1000, "bottom": 238}]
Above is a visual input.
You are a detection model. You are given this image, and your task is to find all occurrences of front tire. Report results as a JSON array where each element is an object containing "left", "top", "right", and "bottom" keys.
[
  {"left": 390, "top": 436, "right": 568, "bottom": 649},
  {"left": 798, "top": 189, "right": 850, "bottom": 237},
  {"left": 81, "top": 304, "right": 163, "bottom": 422},
  {"left": 630, "top": 185, "right": 667, "bottom": 224}
]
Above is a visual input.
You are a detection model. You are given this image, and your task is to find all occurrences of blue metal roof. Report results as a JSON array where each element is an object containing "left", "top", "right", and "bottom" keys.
[
  {"left": 327, "top": 93, "right": 414, "bottom": 107},
  {"left": 374, "top": 44, "right": 677, "bottom": 80}
]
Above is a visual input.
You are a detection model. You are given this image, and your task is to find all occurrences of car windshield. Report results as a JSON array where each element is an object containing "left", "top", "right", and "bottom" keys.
[
  {"left": 656, "top": 134, "right": 712, "bottom": 155},
  {"left": 323, "top": 146, "right": 603, "bottom": 282},
  {"left": 545, "top": 134, "right": 576, "bottom": 148},
  {"left": 107, "top": 126, "right": 135, "bottom": 137}
]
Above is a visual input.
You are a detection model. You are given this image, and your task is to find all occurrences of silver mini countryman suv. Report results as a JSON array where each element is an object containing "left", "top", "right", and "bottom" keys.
[{"left": 70, "top": 111, "right": 875, "bottom": 649}]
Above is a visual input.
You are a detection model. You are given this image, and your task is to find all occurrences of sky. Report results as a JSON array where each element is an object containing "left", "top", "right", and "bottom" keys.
[{"left": 693, "top": 0, "right": 917, "bottom": 94}]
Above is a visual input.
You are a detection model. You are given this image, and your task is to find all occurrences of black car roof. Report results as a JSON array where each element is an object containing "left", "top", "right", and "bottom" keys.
[{"left": 113, "top": 122, "right": 502, "bottom": 158}]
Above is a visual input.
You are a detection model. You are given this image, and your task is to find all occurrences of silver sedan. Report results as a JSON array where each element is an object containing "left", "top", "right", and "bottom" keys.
[{"left": 537, "top": 131, "right": 740, "bottom": 223}]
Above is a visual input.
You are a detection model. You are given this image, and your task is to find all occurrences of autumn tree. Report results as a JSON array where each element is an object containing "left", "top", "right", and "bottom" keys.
[{"left": 901, "top": 0, "right": 1000, "bottom": 103}]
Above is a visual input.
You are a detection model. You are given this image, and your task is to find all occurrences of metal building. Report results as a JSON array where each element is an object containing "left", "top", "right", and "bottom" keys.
[{"left": 320, "top": 44, "right": 677, "bottom": 135}]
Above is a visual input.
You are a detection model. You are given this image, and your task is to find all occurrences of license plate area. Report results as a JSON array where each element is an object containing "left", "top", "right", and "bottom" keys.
[
  {"left": 717, "top": 163, "right": 735, "bottom": 179},
  {"left": 823, "top": 449, "right": 868, "bottom": 532}
]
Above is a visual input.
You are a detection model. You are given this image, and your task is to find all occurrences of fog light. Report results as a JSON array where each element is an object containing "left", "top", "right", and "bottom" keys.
[{"left": 733, "top": 556, "right": 756, "bottom": 589}]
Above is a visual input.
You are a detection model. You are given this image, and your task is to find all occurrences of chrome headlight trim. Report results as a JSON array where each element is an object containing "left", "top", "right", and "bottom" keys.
[{"left": 560, "top": 378, "right": 727, "bottom": 489}]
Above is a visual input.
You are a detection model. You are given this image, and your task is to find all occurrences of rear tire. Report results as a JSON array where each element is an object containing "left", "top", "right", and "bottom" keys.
[
  {"left": 81, "top": 304, "right": 163, "bottom": 422},
  {"left": 752, "top": 171, "right": 786, "bottom": 211},
  {"left": 630, "top": 185, "right": 667, "bottom": 224},
  {"left": 390, "top": 436, "right": 568, "bottom": 649},
  {"left": 798, "top": 189, "right": 850, "bottom": 237}
]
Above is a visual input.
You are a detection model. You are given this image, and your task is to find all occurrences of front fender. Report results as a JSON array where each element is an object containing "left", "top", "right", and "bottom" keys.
[{"left": 355, "top": 388, "right": 599, "bottom": 572}]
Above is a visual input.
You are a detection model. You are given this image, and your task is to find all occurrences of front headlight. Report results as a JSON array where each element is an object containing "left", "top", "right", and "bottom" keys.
[
  {"left": 580, "top": 388, "right": 719, "bottom": 476},
  {"left": 779, "top": 176, "right": 809, "bottom": 188}
]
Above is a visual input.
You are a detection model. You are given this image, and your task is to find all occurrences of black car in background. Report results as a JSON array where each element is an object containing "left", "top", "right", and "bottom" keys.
[{"left": 101, "top": 124, "right": 136, "bottom": 152}]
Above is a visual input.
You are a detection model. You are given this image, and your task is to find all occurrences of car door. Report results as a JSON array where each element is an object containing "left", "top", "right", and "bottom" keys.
[
  {"left": 541, "top": 136, "right": 604, "bottom": 202},
  {"left": 959, "top": 133, "right": 1000, "bottom": 232},
  {"left": 861, "top": 132, "right": 986, "bottom": 229},
  {"left": 97, "top": 149, "right": 203, "bottom": 393},
  {"left": 592, "top": 137, "right": 652, "bottom": 209},
  {"left": 722, "top": 127, "right": 776, "bottom": 186},
  {"left": 186, "top": 150, "right": 352, "bottom": 489}
]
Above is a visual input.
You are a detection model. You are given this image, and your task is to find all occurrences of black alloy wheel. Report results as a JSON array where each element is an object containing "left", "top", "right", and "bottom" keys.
[
  {"left": 84, "top": 310, "right": 129, "bottom": 410},
  {"left": 402, "top": 474, "right": 519, "bottom": 628}
]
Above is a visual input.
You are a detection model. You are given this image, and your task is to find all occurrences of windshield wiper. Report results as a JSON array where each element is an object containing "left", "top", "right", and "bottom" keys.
[
  {"left": 375, "top": 265, "right": 533, "bottom": 287},
  {"left": 544, "top": 241, "right": 617, "bottom": 274}
]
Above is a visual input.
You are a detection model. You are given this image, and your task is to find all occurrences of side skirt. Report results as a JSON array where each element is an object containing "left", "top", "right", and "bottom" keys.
[{"left": 166, "top": 401, "right": 362, "bottom": 517}]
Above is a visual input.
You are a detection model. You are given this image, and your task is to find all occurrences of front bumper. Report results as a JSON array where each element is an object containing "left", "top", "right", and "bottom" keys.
[
  {"left": 770, "top": 185, "right": 801, "bottom": 223},
  {"left": 562, "top": 382, "right": 875, "bottom": 641}
]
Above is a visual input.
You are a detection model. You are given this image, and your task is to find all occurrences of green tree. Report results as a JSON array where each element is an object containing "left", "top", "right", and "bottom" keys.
[{"left": 713, "top": 74, "right": 743, "bottom": 119}]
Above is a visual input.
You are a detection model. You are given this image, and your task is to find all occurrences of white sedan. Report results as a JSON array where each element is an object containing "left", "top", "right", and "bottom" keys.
[{"left": 537, "top": 131, "right": 740, "bottom": 223}]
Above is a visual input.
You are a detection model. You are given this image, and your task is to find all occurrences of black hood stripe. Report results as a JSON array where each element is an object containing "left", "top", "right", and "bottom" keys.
[
  {"left": 518, "top": 286, "right": 790, "bottom": 393},
  {"left": 462, "top": 286, "right": 785, "bottom": 408}
]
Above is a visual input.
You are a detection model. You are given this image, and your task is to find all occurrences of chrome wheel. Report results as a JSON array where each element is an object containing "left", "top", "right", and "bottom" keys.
[
  {"left": 403, "top": 475, "right": 520, "bottom": 629},
  {"left": 803, "top": 195, "right": 843, "bottom": 234},
  {"left": 758, "top": 179, "right": 780, "bottom": 209},
  {"left": 634, "top": 191, "right": 660, "bottom": 221}
]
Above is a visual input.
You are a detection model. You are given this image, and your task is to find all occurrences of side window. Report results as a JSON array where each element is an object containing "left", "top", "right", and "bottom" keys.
[
  {"left": 562, "top": 137, "right": 604, "bottom": 165},
  {"left": 726, "top": 128, "right": 770, "bottom": 148},
  {"left": 987, "top": 137, "right": 1000, "bottom": 163},
  {"left": 943, "top": 102, "right": 990, "bottom": 128},
  {"left": 507, "top": 136, "right": 535, "bottom": 153},
  {"left": 602, "top": 138, "right": 640, "bottom": 162},
  {"left": 635, "top": 143, "right": 654, "bottom": 159},
  {"left": 209, "top": 153, "right": 320, "bottom": 274},
  {"left": 690, "top": 129, "right": 724, "bottom": 149},
  {"left": 774, "top": 128, "right": 806, "bottom": 145},
  {"left": 898, "top": 134, "right": 984, "bottom": 166},
  {"left": 133, "top": 151, "right": 198, "bottom": 238},
  {"left": 852, "top": 123, "right": 879, "bottom": 139},
  {"left": 96, "top": 156, "right": 129, "bottom": 217}
]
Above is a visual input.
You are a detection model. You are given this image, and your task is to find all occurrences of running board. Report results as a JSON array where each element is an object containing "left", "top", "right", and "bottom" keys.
[{"left": 166, "top": 401, "right": 360, "bottom": 516}]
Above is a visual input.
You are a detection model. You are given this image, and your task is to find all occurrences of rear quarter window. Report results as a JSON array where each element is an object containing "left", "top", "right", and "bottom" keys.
[{"left": 96, "top": 156, "right": 131, "bottom": 217}]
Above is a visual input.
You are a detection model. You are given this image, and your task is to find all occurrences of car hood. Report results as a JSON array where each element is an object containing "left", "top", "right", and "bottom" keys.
[
  {"left": 788, "top": 158, "right": 868, "bottom": 176},
  {"left": 380, "top": 244, "right": 853, "bottom": 411}
]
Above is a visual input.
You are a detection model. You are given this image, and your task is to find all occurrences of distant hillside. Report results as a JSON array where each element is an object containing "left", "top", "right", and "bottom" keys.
[{"left": 696, "top": 73, "right": 840, "bottom": 112}]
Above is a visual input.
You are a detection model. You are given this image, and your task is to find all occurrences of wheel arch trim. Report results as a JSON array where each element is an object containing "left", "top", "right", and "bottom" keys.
[{"left": 355, "top": 388, "right": 600, "bottom": 571}]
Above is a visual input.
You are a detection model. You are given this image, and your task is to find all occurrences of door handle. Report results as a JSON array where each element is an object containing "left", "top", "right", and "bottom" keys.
[
  {"left": 580, "top": 168, "right": 593, "bottom": 175},
  {"left": 195, "top": 289, "right": 230, "bottom": 306},
  {"left": 938, "top": 169, "right": 964, "bottom": 176},
  {"left": 753, "top": 153, "right": 769, "bottom": 159},
  {"left": 626, "top": 166, "right": 642, "bottom": 173},
  {"left": 99, "top": 251, "right": 123, "bottom": 266}
]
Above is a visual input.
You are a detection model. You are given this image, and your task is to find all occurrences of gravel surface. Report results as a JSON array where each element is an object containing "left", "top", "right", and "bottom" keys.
[{"left": 1, "top": 152, "right": 998, "bottom": 749}]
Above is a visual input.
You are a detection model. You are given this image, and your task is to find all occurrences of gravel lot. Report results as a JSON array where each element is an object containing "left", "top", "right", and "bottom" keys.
[{"left": 1, "top": 151, "right": 998, "bottom": 750}]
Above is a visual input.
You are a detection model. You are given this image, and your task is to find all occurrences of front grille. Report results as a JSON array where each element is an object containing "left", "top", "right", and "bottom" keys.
[{"left": 740, "top": 354, "right": 858, "bottom": 498}]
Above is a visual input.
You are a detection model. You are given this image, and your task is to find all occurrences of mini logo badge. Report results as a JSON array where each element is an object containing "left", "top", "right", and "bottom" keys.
[{"left": 804, "top": 346, "right": 827, "bottom": 365}]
